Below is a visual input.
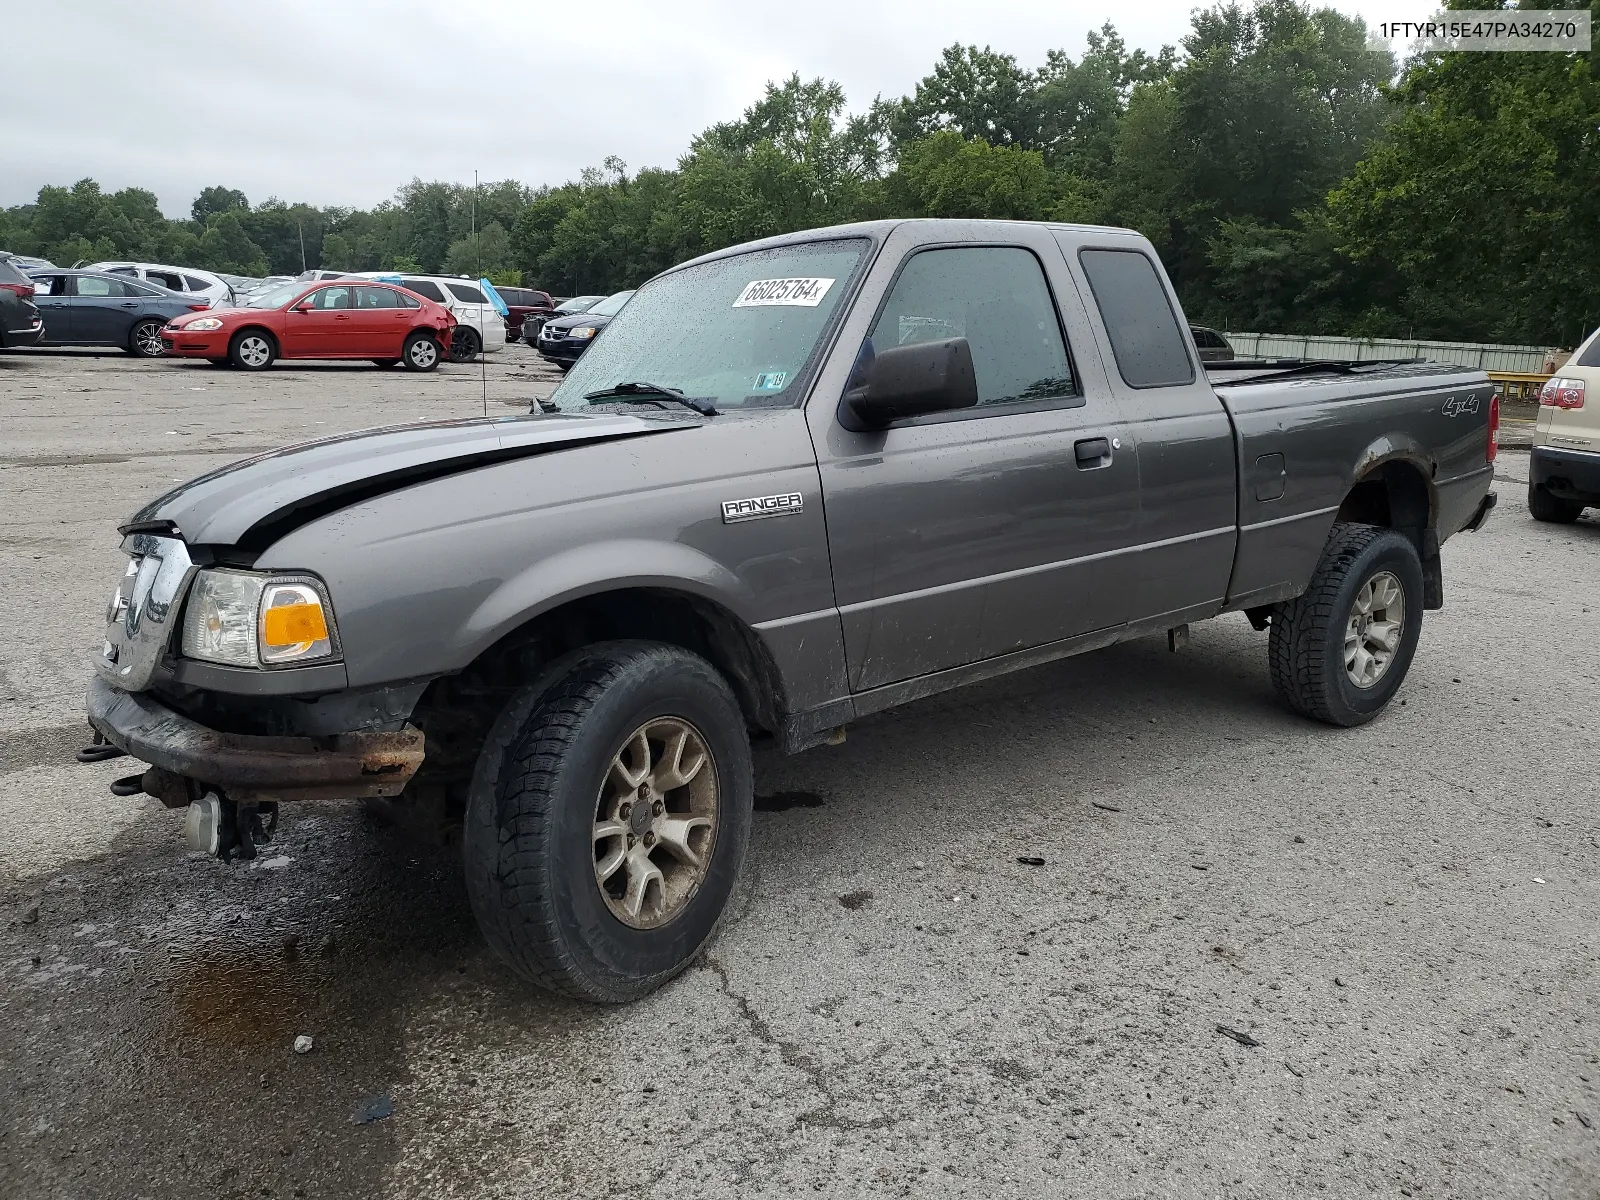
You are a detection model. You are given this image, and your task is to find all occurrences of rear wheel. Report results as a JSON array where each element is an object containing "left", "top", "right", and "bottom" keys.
[
  {"left": 1528, "top": 482, "right": 1584, "bottom": 524},
  {"left": 401, "top": 332, "right": 441, "bottom": 372},
  {"left": 228, "top": 329, "right": 275, "bottom": 371},
  {"left": 463, "top": 642, "right": 753, "bottom": 1003},
  {"left": 1268, "top": 523, "right": 1424, "bottom": 727},
  {"left": 127, "top": 319, "right": 165, "bottom": 358},
  {"left": 450, "top": 327, "right": 481, "bottom": 363}
]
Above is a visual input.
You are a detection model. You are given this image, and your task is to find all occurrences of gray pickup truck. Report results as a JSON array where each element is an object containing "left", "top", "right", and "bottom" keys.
[{"left": 85, "top": 219, "right": 1497, "bottom": 1001}]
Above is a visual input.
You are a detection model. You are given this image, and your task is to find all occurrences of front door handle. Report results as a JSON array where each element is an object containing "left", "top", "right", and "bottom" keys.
[
  {"left": 1075, "top": 437, "right": 1112, "bottom": 467},
  {"left": 119, "top": 302, "right": 138, "bottom": 309}
]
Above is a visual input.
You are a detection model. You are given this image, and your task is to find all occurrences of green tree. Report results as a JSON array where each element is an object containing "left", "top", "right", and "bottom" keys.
[
  {"left": 196, "top": 211, "right": 269, "bottom": 275},
  {"left": 885, "top": 131, "right": 1054, "bottom": 219},
  {"left": 1328, "top": 2, "right": 1600, "bottom": 343},
  {"left": 443, "top": 220, "right": 514, "bottom": 277},
  {"left": 191, "top": 186, "right": 249, "bottom": 223}
]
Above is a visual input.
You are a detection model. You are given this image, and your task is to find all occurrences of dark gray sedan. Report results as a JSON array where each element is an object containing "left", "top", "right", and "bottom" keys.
[{"left": 27, "top": 269, "right": 209, "bottom": 357}]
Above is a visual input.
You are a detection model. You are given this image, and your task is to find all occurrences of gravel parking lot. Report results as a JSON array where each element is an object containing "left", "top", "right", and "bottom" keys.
[{"left": 1, "top": 348, "right": 1596, "bottom": 1199}]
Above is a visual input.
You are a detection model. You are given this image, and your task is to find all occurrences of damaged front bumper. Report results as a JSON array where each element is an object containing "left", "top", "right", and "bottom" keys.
[{"left": 86, "top": 675, "right": 425, "bottom": 805}]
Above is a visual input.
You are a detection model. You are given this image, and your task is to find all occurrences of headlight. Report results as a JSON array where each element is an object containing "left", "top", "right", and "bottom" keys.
[
  {"left": 181, "top": 569, "right": 338, "bottom": 668},
  {"left": 569, "top": 326, "right": 597, "bottom": 339},
  {"left": 182, "top": 317, "right": 224, "bottom": 331}
]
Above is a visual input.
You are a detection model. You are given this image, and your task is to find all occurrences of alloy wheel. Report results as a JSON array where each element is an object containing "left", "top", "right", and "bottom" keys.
[
  {"left": 1344, "top": 570, "right": 1405, "bottom": 689},
  {"left": 133, "top": 322, "right": 163, "bottom": 357},
  {"left": 592, "top": 716, "right": 718, "bottom": 928},
  {"left": 237, "top": 335, "right": 271, "bottom": 368}
]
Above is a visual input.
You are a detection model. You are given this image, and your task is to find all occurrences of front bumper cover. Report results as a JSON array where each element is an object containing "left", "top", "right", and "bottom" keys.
[{"left": 87, "top": 675, "right": 425, "bottom": 804}]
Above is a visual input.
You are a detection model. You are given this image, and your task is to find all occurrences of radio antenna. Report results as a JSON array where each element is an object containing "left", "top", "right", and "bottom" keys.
[{"left": 474, "top": 170, "right": 487, "bottom": 419}]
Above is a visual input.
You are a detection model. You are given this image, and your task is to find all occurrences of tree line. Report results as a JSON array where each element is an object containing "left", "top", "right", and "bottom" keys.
[{"left": 3, "top": 0, "right": 1595, "bottom": 346}]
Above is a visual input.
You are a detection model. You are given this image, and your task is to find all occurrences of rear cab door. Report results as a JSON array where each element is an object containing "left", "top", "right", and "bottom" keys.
[
  {"left": 804, "top": 221, "right": 1143, "bottom": 695},
  {"left": 1056, "top": 235, "right": 1239, "bottom": 628}
]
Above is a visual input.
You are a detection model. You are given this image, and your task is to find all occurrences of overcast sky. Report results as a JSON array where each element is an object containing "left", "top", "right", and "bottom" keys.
[{"left": 4, "top": 0, "right": 1434, "bottom": 217}]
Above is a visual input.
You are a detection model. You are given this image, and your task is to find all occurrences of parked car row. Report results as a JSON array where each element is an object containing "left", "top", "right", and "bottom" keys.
[{"left": 531, "top": 291, "right": 631, "bottom": 368}]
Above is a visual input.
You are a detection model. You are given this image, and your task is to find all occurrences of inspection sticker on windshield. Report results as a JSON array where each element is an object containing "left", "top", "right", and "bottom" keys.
[
  {"left": 733, "top": 277, "right": 835, "bottom": 308},
  {"left": 753, "top": 371, "right": 788, "bottom": 391}
]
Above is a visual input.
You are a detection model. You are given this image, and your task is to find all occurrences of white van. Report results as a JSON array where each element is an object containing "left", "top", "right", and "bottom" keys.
[{"left": 355, "top": 273, "right": 505, "bottom": 361}]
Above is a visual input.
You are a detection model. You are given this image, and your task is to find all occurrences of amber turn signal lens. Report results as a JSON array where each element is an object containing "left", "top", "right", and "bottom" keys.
[{"left": 262, "top": 602, "right": 329, "bottom": 648}]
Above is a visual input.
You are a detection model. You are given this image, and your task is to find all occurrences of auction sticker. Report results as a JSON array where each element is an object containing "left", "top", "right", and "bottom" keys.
[{"left": 733, "top": 277, "right": 835, "bottom": 307}]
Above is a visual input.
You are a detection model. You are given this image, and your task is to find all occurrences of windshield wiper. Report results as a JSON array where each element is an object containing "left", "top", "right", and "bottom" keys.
[{"left": 582, "top": 381, "right": 718, "bottom": 415}]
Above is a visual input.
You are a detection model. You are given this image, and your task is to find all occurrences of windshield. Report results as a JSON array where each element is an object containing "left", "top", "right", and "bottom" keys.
[
  {"left": 550, "top": 240, "right": 868, "bottom": 413},
  {"left": 587, "top": 290, "right": 634, "bottom": 317},
  {"left": 245, "top": 281, "right": 305, "bottom": 309}
]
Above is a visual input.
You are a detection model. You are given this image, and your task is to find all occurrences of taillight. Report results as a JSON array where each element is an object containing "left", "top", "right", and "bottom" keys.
[
  {"left": 186, "top": 304, "right": 209, "bottom": 312},
  {"left": 1540, "top": 377, "right": 1586, "bottom": 409},
  {"left": 1486, "top": 393, "right": 1499, "bottom": 464},
  {"left": 0, "top": 281, "right": 34, "bottom": 300}
]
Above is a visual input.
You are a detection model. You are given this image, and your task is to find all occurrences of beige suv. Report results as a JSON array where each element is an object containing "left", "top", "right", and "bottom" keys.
[{"left": 1532, "top": 330, "right": 1600, "bottom": 522}]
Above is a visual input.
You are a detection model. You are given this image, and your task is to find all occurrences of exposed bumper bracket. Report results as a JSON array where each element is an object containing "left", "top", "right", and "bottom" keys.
[
  {"left": 86, "top": 676, "right": 425, "bottom": 804},
  {"left": 1462, "top": 489, "right": 1497, "bottom": 533}
]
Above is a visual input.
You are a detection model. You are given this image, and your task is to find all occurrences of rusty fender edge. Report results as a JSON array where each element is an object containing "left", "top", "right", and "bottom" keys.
[{"left": 86, "top": 675, "right": 424, "bottom": 803}]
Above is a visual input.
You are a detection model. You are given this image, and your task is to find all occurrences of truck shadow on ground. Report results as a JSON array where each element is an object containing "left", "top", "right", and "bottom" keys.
[{"left": 0, "top": 623, "right": 1283, "bottom": 1197}]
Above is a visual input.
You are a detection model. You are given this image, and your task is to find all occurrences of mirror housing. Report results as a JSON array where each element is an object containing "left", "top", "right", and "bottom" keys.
[
  {"left": 290, "top": 302, "right": 313, "bottom": 313},
  {"left": 841, "top": 337, "right": 979, "bottom": 430}
]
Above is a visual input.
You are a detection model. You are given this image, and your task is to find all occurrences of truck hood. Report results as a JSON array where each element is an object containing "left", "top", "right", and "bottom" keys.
[{"left": 127, "top": 412, "right": 698, "bottom": 550}]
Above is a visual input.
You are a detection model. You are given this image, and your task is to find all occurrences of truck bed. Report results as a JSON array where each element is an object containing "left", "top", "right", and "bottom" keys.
[{"left": 1206, "top": 359, "right": 1495, "bottom": 611}]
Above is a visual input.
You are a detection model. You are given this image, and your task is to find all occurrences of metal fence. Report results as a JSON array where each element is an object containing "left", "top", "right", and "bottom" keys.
[{"left": 1222, "top": 332, "right": 1564, "bottom": 375}]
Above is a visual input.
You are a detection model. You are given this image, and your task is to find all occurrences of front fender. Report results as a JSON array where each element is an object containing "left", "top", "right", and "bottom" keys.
[{"left": 459, "top": 538, "right": 758, "bottom": 661}]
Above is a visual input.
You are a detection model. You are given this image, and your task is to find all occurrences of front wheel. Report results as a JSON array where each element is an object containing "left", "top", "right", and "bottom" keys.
[
  {"left": 463, "top": 642, "right": 753, "bottom": 1003},
  {"left": 450, "top": 326, "right": 481, "bottom": 363},
  {"left": 228, "top": 329, "right": 275, "bottom": 371},
  {"left": 1528, "top": 482, "right": 1584, "bottom": 524},
  {"left": 401, "top": 332, "right": 441, "bottom": 372},
  {"left": 127, "top": 319, "right": 165, "bottom": 358},
  {"left": 1268, "top": 523, "right": 1424, "bottom": 727}
]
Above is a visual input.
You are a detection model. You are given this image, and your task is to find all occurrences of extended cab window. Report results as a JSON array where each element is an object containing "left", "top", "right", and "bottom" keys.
[
  {"left": 1077, "top": 248, "right": 1194, "bottom": 388},
  {"left": 868, "top": 246, "right": 1075, "bottom": 408}
]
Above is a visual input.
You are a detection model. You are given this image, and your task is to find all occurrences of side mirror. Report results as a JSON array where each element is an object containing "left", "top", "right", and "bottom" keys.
[
  {"left": 291, "top": 302, "right": 313, "bottom": 313},
  {"left": 841, "top": 337, "right": 979, "bottom": 430}
]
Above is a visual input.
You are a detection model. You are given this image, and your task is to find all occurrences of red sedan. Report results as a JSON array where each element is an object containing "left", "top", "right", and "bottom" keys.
[{"left": 161, "top": 279, "right": 456, "bottom": 371}]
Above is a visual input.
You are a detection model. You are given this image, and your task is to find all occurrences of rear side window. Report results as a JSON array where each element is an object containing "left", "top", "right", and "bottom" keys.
[
  {"left": 74, "top": 276, "right": 131, "bottom": 297},
  {"left": 353, "top": 286, "right": 398, "bottom": 309},
  {"left": 124, "top": 280, "right": 163, "bottom": 297},
  {"left": 147, "top": 270, "right": 183, "bottom": 290},
  {"left": 183, "top": 275, "right": 211, "bottom": 291},
  {"left": 1077, "top": 248, "right": 1194, "bottom": 388},
  {"left": 447, "top": 282, "right": 488, "bottom": 304},
  {"left": 395, "top": 291, "right": 420, "bottom": 309},
  {"left": 1576, "top": 330, "right": 1600, "bottom": 368},
  {"left": 867, "top": 246, "right": 1075, "bottom": 408},
  {"left": 404, "top": 279, "right": 446, "bottom": 302}
]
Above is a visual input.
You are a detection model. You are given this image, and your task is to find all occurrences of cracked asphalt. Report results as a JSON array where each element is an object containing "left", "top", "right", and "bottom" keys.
[{"left": 1, "top": 350, "right": 1597, "bottom": 1198}]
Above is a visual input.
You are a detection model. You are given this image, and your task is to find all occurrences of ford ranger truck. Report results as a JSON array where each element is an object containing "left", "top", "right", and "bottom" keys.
[{"left": 84, "top": 219, "right": 1497, "bottom": 1002}]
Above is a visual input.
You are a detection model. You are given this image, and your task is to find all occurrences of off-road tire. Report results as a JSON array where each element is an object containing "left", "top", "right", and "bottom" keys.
[
  {"left": 463, "top": 641, "right": 753, "bottom": 1003},
  {"left": 1528, "top": 482, "right": 1583, "bottom": 524},
  {"left": 1268, "top": 522, "right": 1424, "bottom": 727}
]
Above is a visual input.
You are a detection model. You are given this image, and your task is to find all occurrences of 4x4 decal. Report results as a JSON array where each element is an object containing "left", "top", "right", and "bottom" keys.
[{"left": 1442, "top": 393, "right": 1482, "bottom": 417}]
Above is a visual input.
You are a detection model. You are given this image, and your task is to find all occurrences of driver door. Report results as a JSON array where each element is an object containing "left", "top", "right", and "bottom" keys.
[{"left": 281, "top": 285, "right": 350, "bottom": 357}]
